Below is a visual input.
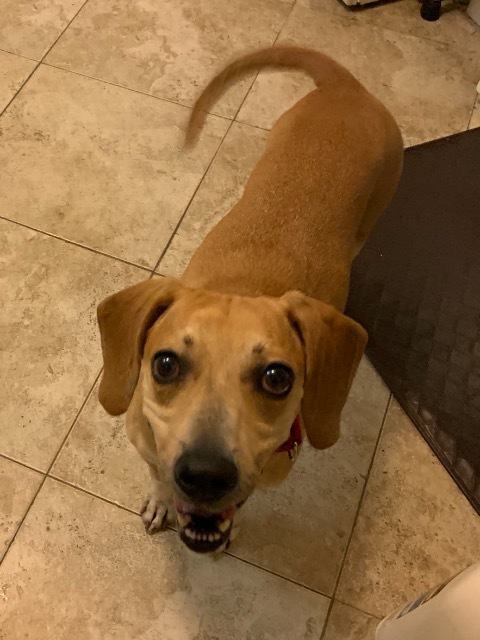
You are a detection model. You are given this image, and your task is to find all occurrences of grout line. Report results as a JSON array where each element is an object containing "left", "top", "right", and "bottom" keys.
[
  {"left": 333, "top": 596, "right": 383, "bottom": 621},
  {"left": 0, "top": 65, "right": 38, "bottom": 120},
  {"left": 47, "top": 475, "right": 141, "bottom": 518},
  {"left": 0, "top": 216, "right": 152, "bottom": 273},
  {"left": 466, "top": 91, "right": 479, "bottom": 130},
  {"left": 46, "top": 370, "right": 103, "bottom": 474},
  {"left": 235, "top": 120, "right": 271, "bottom": 133},
  {"left": 150, "top": 1, "right": 296, "bottom": 273},
  {"left": 319, "top": 393, "right": 393, "bottom": 639},
  {"left": 148, "top": 51, "right": 269, "bottom": 274},
  {"left": 149, "top": 121, "right": 233, "bottom": 273},
  {"left": 224, "top": 549, "right": 331, "bottom": 598},
  {"left": 231, "top": 117, "right": 271, "bottom": 134},
  {"left": 0, "top": 452, "right": 46, "bottom": 476},
  {"left": 0, "top": 369, "right": 102, "bottom": 568},
  {"left": 0, "top": 47, "right": 38, "bottom": 63},
  {"left": 0, "top": 64, "right": 39, "bottom": 120},
  {"left": 148, "top": 96, "right": 271, "bottom": 274},
  {"left": 148, "top": 122, "right": 238, "bottom": 273},
  {"left": 0, "top": 0, "right": 93, "bottom": 121},
  {"left": 40, "top": 61, "right": 234, "bottom": 124}
]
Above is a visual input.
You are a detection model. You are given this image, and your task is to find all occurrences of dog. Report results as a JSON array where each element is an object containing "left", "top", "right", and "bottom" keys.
[{"left": 97, "top": 46, "right": 403, "bottom": 554}]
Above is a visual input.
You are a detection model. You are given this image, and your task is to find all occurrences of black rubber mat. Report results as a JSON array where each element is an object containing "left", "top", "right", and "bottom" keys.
[{"left": 346, "top": 126, "right": 480, "bottom": 513}]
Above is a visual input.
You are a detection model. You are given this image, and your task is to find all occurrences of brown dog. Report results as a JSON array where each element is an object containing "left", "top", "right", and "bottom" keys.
[{"left": 97, "top": 46, "right": 403, "bottom": 554}]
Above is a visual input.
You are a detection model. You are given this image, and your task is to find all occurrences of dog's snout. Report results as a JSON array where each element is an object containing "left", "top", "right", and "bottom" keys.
[{"left": 174, "top": 444, "right": 238, "bottom": 503}]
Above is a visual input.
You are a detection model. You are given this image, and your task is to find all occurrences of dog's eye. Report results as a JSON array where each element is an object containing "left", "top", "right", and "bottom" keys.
[
  {"left": 261, "top": 363, "right": 294, "bottom": 397},
  {"left": 152, "top": 351, "right": 181, "bottom": 384}
]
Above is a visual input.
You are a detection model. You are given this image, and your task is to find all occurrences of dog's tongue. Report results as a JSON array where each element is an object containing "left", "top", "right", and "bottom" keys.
[{"left": 175, "top": 498, "right": 237, "bottom": 520}]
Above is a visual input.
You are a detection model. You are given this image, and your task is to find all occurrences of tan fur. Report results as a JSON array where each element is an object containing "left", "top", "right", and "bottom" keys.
[{"left": 97, "top": 46, "right": 403, "bottom": 543}]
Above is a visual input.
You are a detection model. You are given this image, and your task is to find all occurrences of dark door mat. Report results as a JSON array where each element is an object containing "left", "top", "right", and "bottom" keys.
[{"left": 346, "top": 126, "right": 480, "bottom": 514}]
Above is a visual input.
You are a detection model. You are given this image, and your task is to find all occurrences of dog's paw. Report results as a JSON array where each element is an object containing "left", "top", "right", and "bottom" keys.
[{"left": 140, "top": 495, "right": 171, "bottom": 534}]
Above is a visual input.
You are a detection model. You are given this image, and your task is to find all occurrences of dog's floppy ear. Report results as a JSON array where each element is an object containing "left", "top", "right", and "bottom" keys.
[
  {"left": 97, "top": 277, "right": 183, "bottom": 416},
  {"left": 282, "top": 291, "right": 367, "bottom": 449}
]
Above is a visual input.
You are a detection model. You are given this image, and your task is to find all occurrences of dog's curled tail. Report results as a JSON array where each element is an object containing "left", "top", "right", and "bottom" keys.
[{"left": 184, "top": 45, "right": 356, "bottom": 147}]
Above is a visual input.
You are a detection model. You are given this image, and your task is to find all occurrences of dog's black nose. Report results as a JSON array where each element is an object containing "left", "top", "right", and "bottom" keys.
[{"left": 174, "top": 445, "right": 238, "bottom": 503}]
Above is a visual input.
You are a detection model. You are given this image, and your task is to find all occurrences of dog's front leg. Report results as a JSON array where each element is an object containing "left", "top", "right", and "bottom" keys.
[
  {"left": 140, "top": 463, "right": 174, "bottom": 534},
  {"left": 125, "top": 391, "right": 174, "bottom": 534}
]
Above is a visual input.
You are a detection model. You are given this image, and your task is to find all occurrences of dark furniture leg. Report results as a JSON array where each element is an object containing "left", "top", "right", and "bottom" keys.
[{"left": 420, "top": 0, "right": 442, "bottom": 20}]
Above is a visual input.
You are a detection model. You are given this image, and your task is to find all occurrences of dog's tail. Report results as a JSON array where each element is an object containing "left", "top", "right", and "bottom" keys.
[{"left": 184, "top": 45, "right": 357, "bottom": 147}]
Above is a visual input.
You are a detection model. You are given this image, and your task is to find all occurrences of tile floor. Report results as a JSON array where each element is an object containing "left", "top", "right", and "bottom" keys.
[{"left": 0, "top": 0, "right": 479, "bottom": 638}]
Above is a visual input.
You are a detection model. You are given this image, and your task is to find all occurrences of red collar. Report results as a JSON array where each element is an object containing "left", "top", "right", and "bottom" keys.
[{"left": 275, "top": 416, "right": 302, "bottom": 460}]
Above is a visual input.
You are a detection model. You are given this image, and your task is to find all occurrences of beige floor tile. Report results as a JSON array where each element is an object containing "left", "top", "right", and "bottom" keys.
[
  {"left": 228, "top": 359, "right": 389, "bottom": 595},
  {"left": 0, "top": 220, "right": 146, "bottom": 471},
  {"left": 0, "top": 456, "right": 42, "bottom": 561},
  {"left": 0, "top": 50, "right": 36, "bottom": 112},
  {"left": 51, "top": 385, "right": 149, "bottom": 512},
  {"left": 236, "top": 6, "right": 477, "bottom": 146},
  {"left": 337, "top": 399, "right": 480, "bottom": 618},
  {"left": 0, "top": 65, "right": 228, "bottom": 267},
  {"left": 0, "top": 478, "right": 330, "bottom": 639},
  {"left": 46, "top": 0, "right": 292, "bottom": 118},
  {"left": 0, "top": 0, "right": 85, "bottom": 59},
  {"left": 160, "top": 122, "right": 268, "bottom": 277},
  {"left": 323, "top": 601, "right": 379, "bottom": 640},
  {"left": 469, "top": 95, "right": 480, "bottom": 129},
  {"left": 298, "top": 0, "right": 479, "bottom": 50}
]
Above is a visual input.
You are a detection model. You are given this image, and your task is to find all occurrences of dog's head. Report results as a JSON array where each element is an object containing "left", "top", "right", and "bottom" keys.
[{"left": 97, "top": 278, "right": 366, "bottom": 552}]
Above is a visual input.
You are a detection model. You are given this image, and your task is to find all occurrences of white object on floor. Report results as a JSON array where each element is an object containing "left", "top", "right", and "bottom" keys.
[
  {"left": 467, "top": 0, "right": 480, "bottom": 26},
  {"left": 376, "top": 562, "right": 480, "bottom": 640}
]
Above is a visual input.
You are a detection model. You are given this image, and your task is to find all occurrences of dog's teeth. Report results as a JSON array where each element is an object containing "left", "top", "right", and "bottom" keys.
[
  {"left": 177, "top": 513, "right": 191, "bottom": 527},
  {"left": 218, "top": 519, "right": 231, "bottom": 533},
  {"left": 184, "top": 525, "right": 226, "bottom": 544}
]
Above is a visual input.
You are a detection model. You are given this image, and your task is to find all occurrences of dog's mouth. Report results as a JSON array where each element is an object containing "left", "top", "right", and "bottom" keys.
[{"left": 175, "top": 499, "right": 239, "bottom": 554}]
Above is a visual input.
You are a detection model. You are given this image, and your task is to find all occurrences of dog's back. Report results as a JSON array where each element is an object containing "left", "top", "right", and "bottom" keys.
[{"left": 182, "top": 46, "right": 403, "bottom": 309}]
